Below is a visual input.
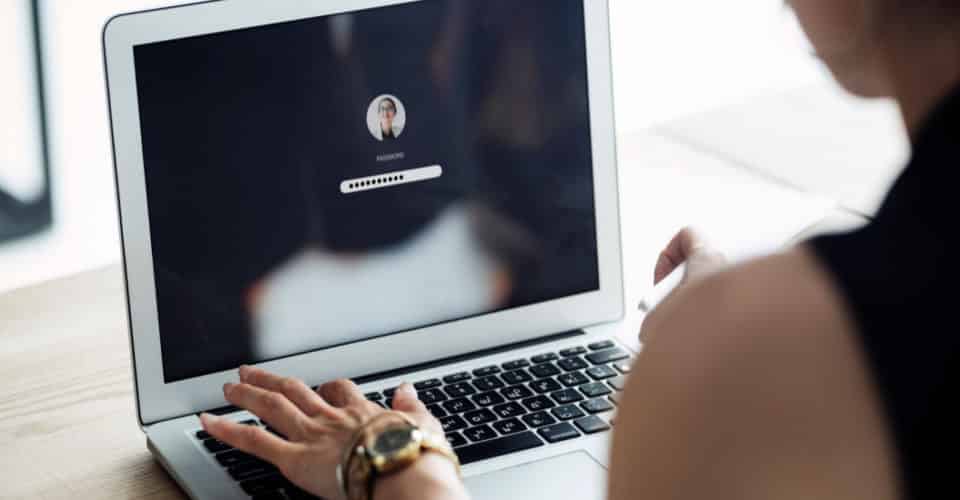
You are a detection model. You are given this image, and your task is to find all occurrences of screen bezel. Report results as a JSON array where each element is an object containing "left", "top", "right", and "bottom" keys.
[{"left": 103, "top": 0, "right": 622, "bottom": 426}]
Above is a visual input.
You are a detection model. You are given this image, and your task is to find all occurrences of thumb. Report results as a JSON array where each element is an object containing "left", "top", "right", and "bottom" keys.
[
  {"left": 390, "top": 383, "right": 426, "bottom": 414},
  {"left": 655, "top": 227, "right": 707, "bottom": 284},
  {"left": 654, "top": 227, "right": 726, "bottom": 285}
]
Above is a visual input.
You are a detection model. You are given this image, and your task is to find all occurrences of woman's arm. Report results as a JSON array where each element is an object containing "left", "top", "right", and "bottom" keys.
[
  {"left": 375, "top": 453, "right": 465, "bottom": 500},
  {"left": 610, "top": 247, "right": 900, "bottom": 500}
]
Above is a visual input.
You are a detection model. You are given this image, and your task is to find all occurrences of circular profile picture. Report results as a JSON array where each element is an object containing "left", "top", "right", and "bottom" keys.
[{"left": 367, "top": 94, "right": 406, "bottom": 141}]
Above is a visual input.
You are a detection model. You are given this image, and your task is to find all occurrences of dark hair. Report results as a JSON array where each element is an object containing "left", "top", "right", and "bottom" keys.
[
  {"left": 878, "top": 0, "right": 960, "bottom": 22},
  {"left": 379, "top": 97, "right": 397, "bottom": 111}
]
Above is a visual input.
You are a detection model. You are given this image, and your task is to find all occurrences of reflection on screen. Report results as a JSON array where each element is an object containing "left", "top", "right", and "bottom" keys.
[{"left": 134, "top": 0, "right": 599, "bottom": 382}]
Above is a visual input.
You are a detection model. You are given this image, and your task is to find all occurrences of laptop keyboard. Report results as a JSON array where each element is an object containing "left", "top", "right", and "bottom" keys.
[{"left": 193, "top": 339, "right": 632, "bottom": 499}]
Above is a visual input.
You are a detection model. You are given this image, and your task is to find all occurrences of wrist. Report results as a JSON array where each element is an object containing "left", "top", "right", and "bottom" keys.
[{"left": 373, "top": 453, "right": 465, "bottom": 500}]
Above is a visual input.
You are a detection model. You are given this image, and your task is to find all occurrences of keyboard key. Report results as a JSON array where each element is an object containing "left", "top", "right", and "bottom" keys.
[
  {"left": 446, "top": 432, "right": 467, "bottom": 448},
  {"left": 574, "top": 415, "right": 611, "bottom": 434},
  {"left": 502, "top": 359, "right": 530, "bottom": 370},
  {"left": 560, "top": 346, "right": 587, "bottom": 357},
  {"left": 530, "top": 378, "right": 563, "bottom": 394},
  {"left": 383, "top": 388, "right": 397, "bottom": 397},
  {"left": 426, "top": 404, "right": 447, "bottom": 419},
  {"left": 522, "top": 395, "right": 556, "bottom": 412},
  {"left": 522, "top": 411, "right": 557, "bottom": 428},
  {"left": 463, "top": 424, "right": 498, "bottom": 443},
  {"left": 444, "top": 382, "right": 477, "bottom": 398},
  {"left": 239, "top": 419, "right": 259, "bottom": 426},
  {"left": 614, "top": 361, "right": 632, "bottom": 374},
  {"left": 266, "top": 486, "right": 310, "bottom": 500},
  {"left": 588, "top": 340, "right": 615, "bottom": 351},
  {"left": 215, "top": 449, "right": 258, "bottom": 467},
  {"left": 203, "top": 438, "right": 233, "bottom": 453},
  {"left": 531, "top": 352, "right": 559, "bottom": 364},
  {"left": 580, "top": 382, "right": 612, "bottom": 398},
  {"left": 551, "top": 388, "right": 584, "bottom": 405},
  {"left": 442, "top": 398, "right": 477, "bottom": 414},
  {"left": 418, "top": 388, "right": 448, "bottom": 405},
  {"left": 385, "top": 398, "right": 394, "bottom": 409},
  {"left": 472, "top": 391, "right": 506, "bottom": 407},
  {"left": 251, "top": 492, "right": 286, "bottom": 500},
  {"left": 586, "top": 349, "right": 629, "bottom": 365},
  {"left": 228, "top": 461, "right": 277, "bottom": 481},
  {"left": 473, "top": 375, "right": 505, "bottom": 392},
  {"left": 464, "top": 409, "right": 498, "bottom": 426},
  {"left": 492, "top": 418, "right": 527, "bottom": 435},
  {"left": 609, "top": 392, "right": 622, "bottom": 405},
  {"left": 552, "top": 404, "right": 586, "bottom": 421},
  {"left": 529, "top": 363, "right": 561, "bottom": 378},
  {"left": 581, "top": 398, "right": 615, "bottom": 414},
  {"left": 558, "top": 371, "right": 591, "bottom": 387},
  {"left": 501, "top": 370, "right": 533, "bottom": 385},
  {"left": 473, "top": 365, "right": 501, "bottom": 377},
  {"left": 493, "top": 402, "right": 527, "bottom": 419},
  {"left": 439, "top": 415, "right": 469, "bottom": 432},
  {"left": 195, "top": 430, "right": 211, "bottom": 440},
  {"left": 364, "top": 392, "right": 383, "bottom": 401},
  {"left": 609, "top": 375, "right": 628, "bottom": 391},
  {"left": 444, "top": 372, "right": 472, "bottom": 384},
  {"left": 455, "top": 431, "right": 544, "bottom": 465},
  {"left": 414, "top": 379, "right": 442, "bottom": 390},
  {"left": 538, "top": 422, "right": 580, "bottom": 443},
  {"left": 502, "top": 385, "right": 534, "bottom": 400},
  {"left": 586, "top": 365, "right": 618, "bottom": 380},
  {"left": 558, "top": 357, "right": 589, "bottom": 372},
  {"left": 240, "top": 474, "right": 287, "bottom": 495}
]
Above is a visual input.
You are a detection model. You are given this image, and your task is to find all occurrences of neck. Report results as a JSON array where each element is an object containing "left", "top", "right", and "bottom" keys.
[{"left": 883, "top": 28, "right": 960, "bottom": 137}]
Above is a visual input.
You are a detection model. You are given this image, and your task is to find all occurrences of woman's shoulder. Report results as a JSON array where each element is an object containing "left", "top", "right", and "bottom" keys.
[{"left": 642, "top": 246, "right": 855, "bottom": 348}]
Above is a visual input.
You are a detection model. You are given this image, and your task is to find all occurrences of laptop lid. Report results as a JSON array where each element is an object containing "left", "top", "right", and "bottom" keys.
[{"left": 104, "top": 0, "right": 622, "bottom": 426}]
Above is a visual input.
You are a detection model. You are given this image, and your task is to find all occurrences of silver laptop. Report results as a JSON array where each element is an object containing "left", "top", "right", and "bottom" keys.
[{"left": 103, "top": 0, "right": 626, "bottom": 498}]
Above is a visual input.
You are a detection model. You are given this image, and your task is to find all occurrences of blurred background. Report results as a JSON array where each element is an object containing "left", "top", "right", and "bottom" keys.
[{"left": 0, "top": 0, "right": 905, "bottom": 294}]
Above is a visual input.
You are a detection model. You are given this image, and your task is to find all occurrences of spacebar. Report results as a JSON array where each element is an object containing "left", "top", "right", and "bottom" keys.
[{"left": 455, "top": 431, "right": 545, "bottom": 465}]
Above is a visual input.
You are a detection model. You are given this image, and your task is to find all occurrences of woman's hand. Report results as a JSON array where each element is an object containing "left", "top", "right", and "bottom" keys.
[
  {"left": 653, "top": 227, "right": 727, "bottom": 286},
  {"left": 641, "top": 228, "right": 728, "bottom": 342},
  {"left": 200, "top": 365, "right": 460, "bottom": 500}
]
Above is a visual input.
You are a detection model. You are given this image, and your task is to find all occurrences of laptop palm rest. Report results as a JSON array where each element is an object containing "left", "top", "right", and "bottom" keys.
[{"left": 465, "top": 451, "right": 606, "bottom": 500}]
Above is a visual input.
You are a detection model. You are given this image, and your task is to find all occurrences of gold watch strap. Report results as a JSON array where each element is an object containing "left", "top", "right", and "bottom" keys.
[
  {"left": 419, "top": 431, "right": 462, "bottom": 476},
  {"left": 343, "top": 412, "right": 462, "bottom": 500},
  {"left": 365, "top": 430, "right": 461, "bottom": 500}
]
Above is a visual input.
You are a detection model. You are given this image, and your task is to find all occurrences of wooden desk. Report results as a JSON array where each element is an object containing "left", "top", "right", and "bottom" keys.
[{"left": 0, "top": 265, "right": 183, "bottom": 499}]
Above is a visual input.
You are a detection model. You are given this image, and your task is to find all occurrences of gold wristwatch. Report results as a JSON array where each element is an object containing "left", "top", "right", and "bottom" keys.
[{"left": 336, "top": 411, "right": 460, "bottom": 500}]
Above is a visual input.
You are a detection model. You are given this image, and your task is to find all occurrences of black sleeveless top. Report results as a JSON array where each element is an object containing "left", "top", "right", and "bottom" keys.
[{"left": 812, "top": 87, "right": 960, "bottom": 499}]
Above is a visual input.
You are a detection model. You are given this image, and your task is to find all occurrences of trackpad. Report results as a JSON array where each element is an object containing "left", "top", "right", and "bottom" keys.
[{"left": 465, "top": 451, "right": 606, "bottom": 500}]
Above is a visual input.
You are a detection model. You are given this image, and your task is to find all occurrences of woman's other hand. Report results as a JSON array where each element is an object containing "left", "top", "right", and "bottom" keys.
[{"left": 653, "top": 227, "right": 727, "bottom": 286}]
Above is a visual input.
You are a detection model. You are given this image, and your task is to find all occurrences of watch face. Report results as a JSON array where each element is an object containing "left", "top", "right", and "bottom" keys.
[{"left": 373, "top": 427, "right": 416, "bottom": 456}]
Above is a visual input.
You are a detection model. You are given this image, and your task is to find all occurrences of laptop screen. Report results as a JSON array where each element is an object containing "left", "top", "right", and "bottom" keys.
[{"left": 133, "top": 0, "right": 599, "bottom": 382}]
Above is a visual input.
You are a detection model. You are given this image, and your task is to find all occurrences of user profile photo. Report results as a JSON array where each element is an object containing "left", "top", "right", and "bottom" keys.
[{"left": 366, "top": 94, "right": 406, "bottom": 141}]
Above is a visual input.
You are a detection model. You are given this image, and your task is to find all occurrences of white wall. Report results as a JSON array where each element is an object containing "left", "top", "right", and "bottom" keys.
[{"left": 0, "top": 0, "right": 827, "bottom": 293}]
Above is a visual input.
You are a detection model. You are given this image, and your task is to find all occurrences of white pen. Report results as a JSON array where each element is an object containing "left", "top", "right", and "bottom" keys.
[{"left": 638, "top": 263, "right": 686, "bottom": 314}]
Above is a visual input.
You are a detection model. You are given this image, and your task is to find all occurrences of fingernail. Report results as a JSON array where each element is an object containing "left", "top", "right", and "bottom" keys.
[
  {"left": 398, "top": 382, "right": 417, "bottom": 398},
  {"left": 200, "top": 413, "right": 220, "bottom": 427},
  {"left": 223, "top": 382, "right": 235, "bottom": 396},
  {"left": 238, "top": 366, "right": 249, "bottom": 382}
]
